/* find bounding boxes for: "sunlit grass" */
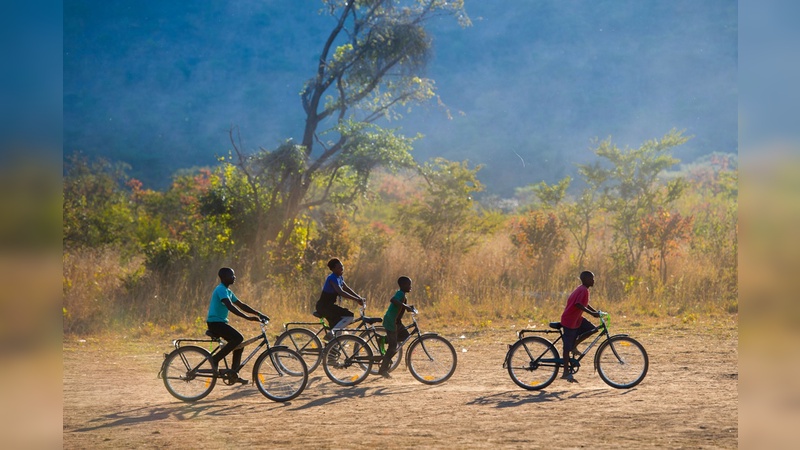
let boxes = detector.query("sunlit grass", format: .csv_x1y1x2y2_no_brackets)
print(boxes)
63,223,737,337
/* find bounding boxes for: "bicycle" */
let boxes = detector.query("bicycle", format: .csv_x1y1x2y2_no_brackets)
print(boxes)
159,318,309,402
503,311,648,390
276,306,402,375
322,307,458,386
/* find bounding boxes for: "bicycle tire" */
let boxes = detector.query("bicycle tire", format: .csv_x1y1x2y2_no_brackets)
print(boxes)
162,346,217,402
275,328,323,373
506,336,559,390
252,347,309,402
322,334,373,386
595,335,649,389
359,328,402,374
405,334,457,385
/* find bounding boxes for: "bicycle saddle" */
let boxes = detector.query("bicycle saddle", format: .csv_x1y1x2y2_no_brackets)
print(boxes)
312,311,323,319
549,322,562,330
362,317,382,324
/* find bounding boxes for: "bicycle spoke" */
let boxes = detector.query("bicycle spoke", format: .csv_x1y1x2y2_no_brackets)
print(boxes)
506,336,559,390
407,335,457,385
162,346,217,402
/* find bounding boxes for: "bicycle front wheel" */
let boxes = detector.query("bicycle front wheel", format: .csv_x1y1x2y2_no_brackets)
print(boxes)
253,347,308,402
275,328,323,373
595,336,649,389
406,335,457,385
506,336,559,390
360,328,402,375
323,334,373,386
162,346,217,402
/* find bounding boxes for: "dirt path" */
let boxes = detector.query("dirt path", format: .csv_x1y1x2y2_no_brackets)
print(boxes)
63,319,737,449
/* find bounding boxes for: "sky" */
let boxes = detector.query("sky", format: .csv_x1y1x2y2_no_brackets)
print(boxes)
63,0,738,195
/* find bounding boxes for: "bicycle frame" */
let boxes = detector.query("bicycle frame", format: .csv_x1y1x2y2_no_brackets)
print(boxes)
393,308,444,358
283,310,380,338
510,313,625,371
172,321,282,375
331,307,431,357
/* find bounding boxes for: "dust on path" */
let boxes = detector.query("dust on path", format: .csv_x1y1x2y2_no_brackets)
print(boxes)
64,320,737,449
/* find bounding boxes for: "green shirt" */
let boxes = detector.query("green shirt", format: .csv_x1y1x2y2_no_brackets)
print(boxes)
207,283,240,323
383,290,406,332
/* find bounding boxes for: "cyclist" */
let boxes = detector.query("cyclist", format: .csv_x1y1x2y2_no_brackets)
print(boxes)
315,258,366,338
560,270,601,383
377,276,414,378
206,267,269,384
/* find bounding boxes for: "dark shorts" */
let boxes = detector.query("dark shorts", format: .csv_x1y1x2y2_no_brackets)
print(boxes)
315,300,354,327
385,323,410,343
562,318,596,354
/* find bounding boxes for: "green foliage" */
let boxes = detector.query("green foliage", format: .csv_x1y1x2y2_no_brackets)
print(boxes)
591,129,691,274
639,208,694,284
531,176,570,209
509,210,567,276
397,158,501,257
63,153,136,250
143,237,190,270
232,0,473,248
305,210,354,266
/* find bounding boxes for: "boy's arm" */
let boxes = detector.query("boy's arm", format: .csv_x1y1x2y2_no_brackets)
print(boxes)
222,298,265,322
337,281,365,304
390,295,414,311
235,300,269,321
577,303,601,318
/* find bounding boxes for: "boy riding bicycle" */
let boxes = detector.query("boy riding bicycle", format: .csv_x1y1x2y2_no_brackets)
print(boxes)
378,276,414,378
560,271,601,383
315,258,366,337
206,267,269,385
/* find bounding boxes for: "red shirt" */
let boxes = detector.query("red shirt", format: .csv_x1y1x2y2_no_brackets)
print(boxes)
560,284,589,329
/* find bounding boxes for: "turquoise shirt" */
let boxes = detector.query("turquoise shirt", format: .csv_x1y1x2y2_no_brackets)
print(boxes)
382,290,406,332
207,283,240,323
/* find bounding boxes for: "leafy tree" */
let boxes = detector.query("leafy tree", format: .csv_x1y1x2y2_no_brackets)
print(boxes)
639,208,694,284
397,158,500,257
304,210,354,268
231,0,470,250
63,153,135,250
509,210,567,277
592,129,690,274
530,164,607,268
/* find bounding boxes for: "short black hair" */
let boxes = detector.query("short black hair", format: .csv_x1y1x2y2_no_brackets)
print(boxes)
218,267,234,279
579,271,594,282
397,276,412,287
327,258,342,271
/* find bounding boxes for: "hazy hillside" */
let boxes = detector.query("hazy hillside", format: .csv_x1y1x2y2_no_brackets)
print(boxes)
64,1,737,196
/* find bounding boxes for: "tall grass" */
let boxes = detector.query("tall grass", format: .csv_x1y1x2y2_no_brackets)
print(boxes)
63,222,737,336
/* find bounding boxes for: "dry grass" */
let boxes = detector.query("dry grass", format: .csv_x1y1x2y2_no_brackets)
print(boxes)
63,224,737,337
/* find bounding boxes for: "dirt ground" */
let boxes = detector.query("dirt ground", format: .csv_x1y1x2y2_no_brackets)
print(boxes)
63,318,738,449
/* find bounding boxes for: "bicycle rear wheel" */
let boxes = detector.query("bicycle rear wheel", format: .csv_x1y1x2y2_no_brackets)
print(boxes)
506,336,559,390
360,328,402,374
595,336,649,389
406,335,457,385
275,328,323,373
162,346,217,402
323,334,373,386
253,347,308,402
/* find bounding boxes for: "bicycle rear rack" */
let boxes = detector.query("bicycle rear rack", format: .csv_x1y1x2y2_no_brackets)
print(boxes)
516,328,560,339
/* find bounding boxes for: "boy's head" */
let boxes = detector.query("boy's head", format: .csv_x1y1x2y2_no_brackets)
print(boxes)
327,258,344,275
579,271,595,287
218,267,236,285
397,276,412,293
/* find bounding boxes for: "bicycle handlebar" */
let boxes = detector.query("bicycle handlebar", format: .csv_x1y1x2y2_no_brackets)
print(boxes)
359,303,418,318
